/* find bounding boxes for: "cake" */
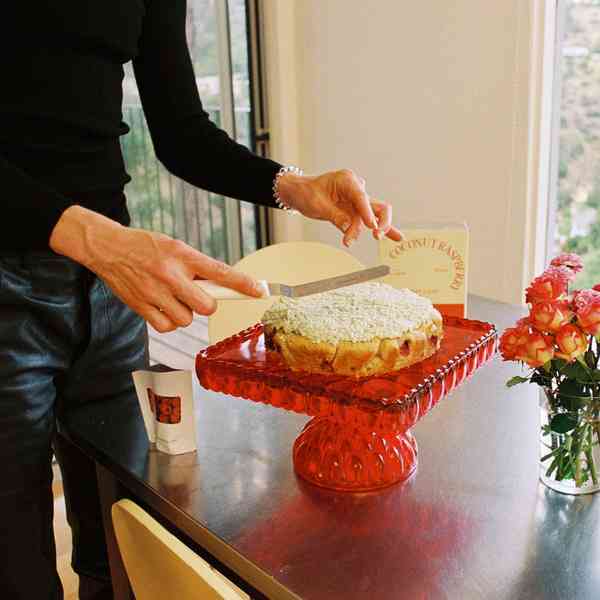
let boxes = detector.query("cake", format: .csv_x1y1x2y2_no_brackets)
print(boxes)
261,282,443,378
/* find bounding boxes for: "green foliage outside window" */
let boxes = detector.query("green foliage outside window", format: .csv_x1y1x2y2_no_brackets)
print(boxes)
556,2,600,291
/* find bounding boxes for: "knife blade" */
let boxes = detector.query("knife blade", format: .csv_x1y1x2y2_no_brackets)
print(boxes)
194,265,391,300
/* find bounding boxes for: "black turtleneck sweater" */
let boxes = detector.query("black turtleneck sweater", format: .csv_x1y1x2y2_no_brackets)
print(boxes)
1,1,282,251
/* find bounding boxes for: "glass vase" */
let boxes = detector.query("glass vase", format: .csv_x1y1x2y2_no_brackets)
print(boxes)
539,387,600,495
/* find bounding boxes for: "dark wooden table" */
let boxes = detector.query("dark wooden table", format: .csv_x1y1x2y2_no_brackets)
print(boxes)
59,296,600,599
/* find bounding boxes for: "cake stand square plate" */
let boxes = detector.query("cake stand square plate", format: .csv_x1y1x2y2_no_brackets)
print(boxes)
196,316,497,492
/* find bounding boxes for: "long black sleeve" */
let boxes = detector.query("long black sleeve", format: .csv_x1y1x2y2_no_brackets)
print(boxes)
133,0,281,209
1,156,74,248
1,1,280,251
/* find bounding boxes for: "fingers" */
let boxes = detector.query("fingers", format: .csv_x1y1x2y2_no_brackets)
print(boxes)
153,294,194,328
340,172,402,242
385,226,404,241
183,249,265,299
172,278,218,316
330,209,352,234
124,297,178,334
331,196,402,246
340,170,378,230
338,169,377,229
370,201,392,239
145,307,178,334
95,233,230,332
371,200,404,241
343,215,364,247
131,275,196,328
330,208,361,247
133,288,213,332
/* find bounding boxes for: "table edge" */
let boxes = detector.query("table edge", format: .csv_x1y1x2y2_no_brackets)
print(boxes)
58,424,303,600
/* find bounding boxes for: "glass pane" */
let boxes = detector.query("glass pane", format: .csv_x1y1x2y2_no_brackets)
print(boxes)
121,0,260,262
229,0,258,256
554,1,600,288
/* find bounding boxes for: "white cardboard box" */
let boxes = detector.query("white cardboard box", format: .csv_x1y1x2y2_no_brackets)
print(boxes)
379,221,469,318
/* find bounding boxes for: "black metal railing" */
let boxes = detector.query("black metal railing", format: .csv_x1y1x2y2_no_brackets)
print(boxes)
120,104,254,263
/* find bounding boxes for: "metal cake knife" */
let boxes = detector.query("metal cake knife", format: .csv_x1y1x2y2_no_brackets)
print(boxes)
195,265,390,300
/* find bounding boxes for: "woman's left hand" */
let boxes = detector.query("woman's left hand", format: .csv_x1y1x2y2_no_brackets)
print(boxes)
277,169,403,247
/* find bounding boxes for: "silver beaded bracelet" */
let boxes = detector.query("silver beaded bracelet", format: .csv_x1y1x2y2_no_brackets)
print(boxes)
272,165,303,214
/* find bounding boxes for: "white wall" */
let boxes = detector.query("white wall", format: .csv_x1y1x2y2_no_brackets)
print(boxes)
264,0,550,305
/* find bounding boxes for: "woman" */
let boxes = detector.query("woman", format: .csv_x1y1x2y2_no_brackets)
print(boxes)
1,3,401,599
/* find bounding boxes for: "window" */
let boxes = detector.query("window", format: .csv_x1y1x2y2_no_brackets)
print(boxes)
552,0,600,287
120,0,264,264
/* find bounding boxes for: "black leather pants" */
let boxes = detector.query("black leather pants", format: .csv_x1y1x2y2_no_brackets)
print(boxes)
0,253,148,600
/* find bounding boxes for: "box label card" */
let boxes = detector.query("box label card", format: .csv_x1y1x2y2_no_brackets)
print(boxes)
379,223,469,318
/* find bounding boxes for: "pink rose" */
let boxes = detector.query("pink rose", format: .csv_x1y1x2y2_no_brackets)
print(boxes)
550,253,583,277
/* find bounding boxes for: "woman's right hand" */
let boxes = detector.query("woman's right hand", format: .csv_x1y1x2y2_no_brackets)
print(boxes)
49,205,265,332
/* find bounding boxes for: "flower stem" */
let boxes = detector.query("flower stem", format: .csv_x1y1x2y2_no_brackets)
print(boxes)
546,453,561,478
594,422,600,448
573,425,586,486
587,426,598,485
540,449,559,463
557,436,573,481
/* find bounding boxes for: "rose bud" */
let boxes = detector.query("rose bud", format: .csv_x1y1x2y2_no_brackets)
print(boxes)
550,253,584,276
555,324,588,362
529,300,572,333
515,332,555,368
525,266,570,303
576,291,600,336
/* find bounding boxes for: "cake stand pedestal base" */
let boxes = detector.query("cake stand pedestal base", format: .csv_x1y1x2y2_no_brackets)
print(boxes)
292,416,418,492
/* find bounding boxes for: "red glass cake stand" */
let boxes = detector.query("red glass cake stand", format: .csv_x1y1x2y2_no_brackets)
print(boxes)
196,316,497,492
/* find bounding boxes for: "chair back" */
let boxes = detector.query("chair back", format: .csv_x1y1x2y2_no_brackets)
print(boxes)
111,499,249,600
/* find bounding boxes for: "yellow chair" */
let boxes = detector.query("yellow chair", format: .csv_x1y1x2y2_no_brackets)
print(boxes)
111,499,249,600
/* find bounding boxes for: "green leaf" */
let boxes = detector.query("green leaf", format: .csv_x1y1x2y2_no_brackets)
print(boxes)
550,413,578,434
557,379,589,411
531,371,549,386
506,376,529,388
552,358,568,371
585,350,596,369
561,361,590,383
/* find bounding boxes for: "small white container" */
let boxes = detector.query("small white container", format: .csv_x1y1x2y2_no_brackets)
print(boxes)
132,367,197,455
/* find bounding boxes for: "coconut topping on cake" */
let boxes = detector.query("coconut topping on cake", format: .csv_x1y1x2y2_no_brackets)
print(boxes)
261,282,441,344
